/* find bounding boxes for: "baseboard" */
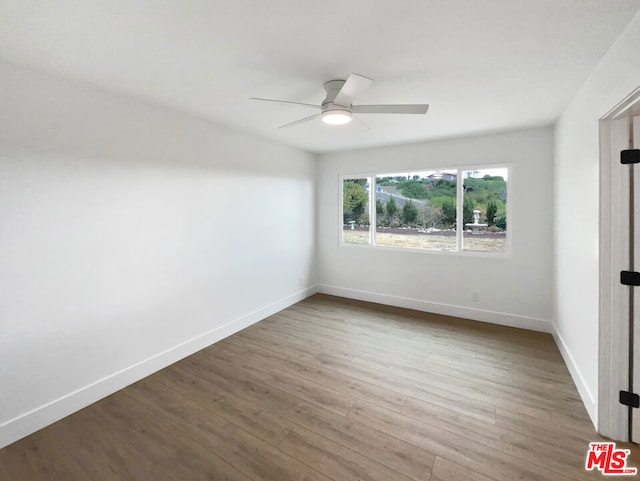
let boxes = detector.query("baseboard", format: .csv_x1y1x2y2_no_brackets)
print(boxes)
0,285,318,449
551,324,597,427
316,284,552,333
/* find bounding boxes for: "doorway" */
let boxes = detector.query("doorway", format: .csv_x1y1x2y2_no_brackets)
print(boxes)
599,87,640,442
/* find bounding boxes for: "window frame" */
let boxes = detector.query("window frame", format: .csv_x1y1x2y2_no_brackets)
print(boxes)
338,164,512,258
339,174,374,246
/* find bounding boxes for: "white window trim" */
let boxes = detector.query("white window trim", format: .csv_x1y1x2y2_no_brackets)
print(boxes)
339,164,512,258
339,174,374,247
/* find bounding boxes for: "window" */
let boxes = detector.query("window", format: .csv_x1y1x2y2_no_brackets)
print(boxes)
342,177,371,245
462,168,508,253
340,166,508,254
375,170,457,251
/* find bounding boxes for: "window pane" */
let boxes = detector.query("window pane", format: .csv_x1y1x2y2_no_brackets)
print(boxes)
462,168,507,253
342,178,371,244
375,171,457,251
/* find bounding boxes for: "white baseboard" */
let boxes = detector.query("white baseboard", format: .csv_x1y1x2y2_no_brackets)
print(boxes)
0,285,318,449
317,284,552,333
551,324,597,427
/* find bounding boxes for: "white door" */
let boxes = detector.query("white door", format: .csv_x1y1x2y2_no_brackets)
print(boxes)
632,116,640,442
599,106,640,442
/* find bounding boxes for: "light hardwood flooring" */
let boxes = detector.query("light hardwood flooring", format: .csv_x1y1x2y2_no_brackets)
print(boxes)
1,294,638,480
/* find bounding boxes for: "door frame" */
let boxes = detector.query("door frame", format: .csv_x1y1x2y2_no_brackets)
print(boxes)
599,86,640,441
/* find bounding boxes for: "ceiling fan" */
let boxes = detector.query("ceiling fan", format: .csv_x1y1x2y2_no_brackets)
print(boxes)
251,73,429,128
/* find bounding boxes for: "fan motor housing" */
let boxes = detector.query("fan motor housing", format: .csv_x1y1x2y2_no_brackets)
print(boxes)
323,79,348,108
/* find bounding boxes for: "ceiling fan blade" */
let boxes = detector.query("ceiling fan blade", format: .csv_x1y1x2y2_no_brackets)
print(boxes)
250,98,321,109
279,113,322,129
352,104,429,114
333,73,373,107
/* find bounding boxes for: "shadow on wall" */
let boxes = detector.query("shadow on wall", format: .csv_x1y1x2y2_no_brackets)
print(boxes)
0,59,315,179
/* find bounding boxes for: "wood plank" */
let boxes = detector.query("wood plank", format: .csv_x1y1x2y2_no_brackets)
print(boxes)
125,374,239,441
402,396,594,477
430,456,498,481
219,425,334,481
135,369,295,446
276,401,435,481
495,404,596,441
97,392,251,481
126,371,335,481
278,426,421,481
308,350,498,423
201,343,356,416
47,409,176,481
0,455,14,481
0,428,94,481
167,349,436,481
213,336,407,412
348,399,598,481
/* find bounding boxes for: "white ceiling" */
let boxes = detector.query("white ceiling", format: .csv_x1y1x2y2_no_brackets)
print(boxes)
1,1,639,153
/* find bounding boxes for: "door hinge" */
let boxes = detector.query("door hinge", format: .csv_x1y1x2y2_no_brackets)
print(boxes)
621,149,640,164
621,271,640,286
620,390,640,408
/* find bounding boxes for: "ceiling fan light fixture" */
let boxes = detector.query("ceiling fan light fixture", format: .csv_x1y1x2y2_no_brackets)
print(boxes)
322,109,352,125
252,73,429,129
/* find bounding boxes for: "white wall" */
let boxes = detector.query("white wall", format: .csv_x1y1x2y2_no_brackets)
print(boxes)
317,127,554,331
554,11,640,426
0,60,316,448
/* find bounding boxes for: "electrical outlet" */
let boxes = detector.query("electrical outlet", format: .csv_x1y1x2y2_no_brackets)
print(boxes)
472,292,480,302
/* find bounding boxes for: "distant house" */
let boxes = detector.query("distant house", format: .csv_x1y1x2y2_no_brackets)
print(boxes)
427,172,457,182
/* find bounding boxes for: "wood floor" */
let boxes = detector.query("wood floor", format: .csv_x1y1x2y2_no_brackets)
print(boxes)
1,294,637,481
